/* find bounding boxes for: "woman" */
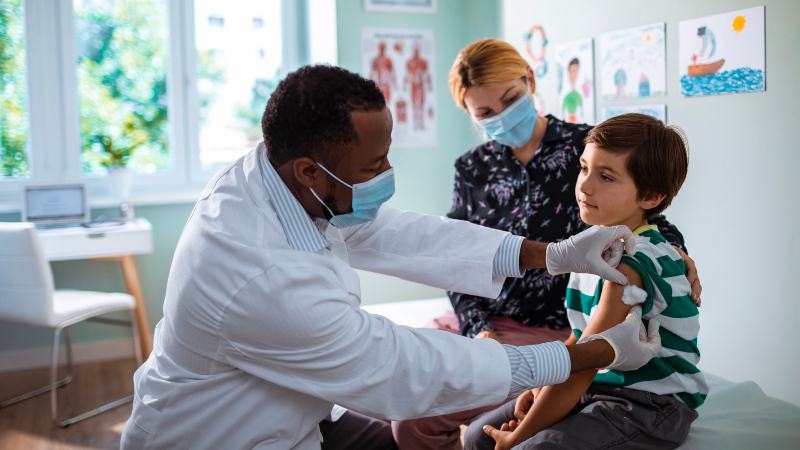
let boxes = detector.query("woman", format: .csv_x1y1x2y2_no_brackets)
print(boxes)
391,39,701,450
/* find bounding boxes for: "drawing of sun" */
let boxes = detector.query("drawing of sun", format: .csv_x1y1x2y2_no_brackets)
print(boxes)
732,15,747,33
645,34,651,42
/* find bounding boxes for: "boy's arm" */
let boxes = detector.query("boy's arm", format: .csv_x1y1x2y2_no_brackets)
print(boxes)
486,264,645,449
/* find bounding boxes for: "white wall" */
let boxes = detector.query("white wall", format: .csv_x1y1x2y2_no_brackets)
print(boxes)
502,0,800,405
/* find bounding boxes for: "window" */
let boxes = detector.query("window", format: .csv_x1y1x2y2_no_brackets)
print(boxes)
0,0,28,178
194,0,281,168
208,15,224,27
74,0,170,175
0,0,338,210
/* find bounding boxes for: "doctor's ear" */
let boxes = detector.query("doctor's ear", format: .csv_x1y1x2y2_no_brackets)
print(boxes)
293,157,322,188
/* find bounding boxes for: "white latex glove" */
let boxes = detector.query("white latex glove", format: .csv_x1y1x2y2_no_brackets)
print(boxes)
579,306,661,371
546,225,637,285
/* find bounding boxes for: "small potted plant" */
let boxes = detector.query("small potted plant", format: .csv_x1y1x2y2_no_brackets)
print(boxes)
84,120,147,199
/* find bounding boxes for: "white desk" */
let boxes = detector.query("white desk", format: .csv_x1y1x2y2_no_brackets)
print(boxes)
37,218,154,360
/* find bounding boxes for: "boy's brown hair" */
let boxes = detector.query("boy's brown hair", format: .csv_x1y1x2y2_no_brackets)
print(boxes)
585,113,689,220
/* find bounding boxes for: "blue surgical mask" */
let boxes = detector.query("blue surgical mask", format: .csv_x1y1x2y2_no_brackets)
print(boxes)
475,94,538,148
309,163,395,228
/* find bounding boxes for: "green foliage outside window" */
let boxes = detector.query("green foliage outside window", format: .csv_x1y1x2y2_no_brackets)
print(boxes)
0,0,28,177
76,0,172,173
235,69,281,142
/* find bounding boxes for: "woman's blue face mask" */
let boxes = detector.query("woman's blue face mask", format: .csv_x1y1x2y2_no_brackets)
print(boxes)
474,93,538,148
309,163,395,228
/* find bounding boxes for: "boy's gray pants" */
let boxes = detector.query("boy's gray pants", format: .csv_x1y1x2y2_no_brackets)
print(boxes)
464,384,699,450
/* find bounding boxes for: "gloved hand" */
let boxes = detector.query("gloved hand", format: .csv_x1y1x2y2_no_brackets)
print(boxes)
578,306,661,371
546,225,637,285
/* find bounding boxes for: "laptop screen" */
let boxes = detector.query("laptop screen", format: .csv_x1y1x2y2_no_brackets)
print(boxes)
25,186,86,222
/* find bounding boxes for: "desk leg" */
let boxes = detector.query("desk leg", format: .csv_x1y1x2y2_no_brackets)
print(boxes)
119,255,153,361
93,255,153,362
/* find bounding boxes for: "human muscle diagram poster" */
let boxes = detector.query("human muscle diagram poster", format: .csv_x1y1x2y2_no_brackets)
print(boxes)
362,28,437,147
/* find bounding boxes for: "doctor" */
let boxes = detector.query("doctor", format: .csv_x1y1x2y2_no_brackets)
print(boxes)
121,66,661,450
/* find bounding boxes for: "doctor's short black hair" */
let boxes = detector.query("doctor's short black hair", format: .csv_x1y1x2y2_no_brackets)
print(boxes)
262,65,387,167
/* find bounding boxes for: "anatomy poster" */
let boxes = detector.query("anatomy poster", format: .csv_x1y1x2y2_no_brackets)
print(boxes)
599,23,666,100
554,37,595,125
362,28,437,147
679,6,765,97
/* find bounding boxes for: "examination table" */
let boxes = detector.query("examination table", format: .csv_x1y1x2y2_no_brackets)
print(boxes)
362,298,800,450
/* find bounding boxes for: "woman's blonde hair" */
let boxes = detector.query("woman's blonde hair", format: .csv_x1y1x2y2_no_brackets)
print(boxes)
449,39,530,110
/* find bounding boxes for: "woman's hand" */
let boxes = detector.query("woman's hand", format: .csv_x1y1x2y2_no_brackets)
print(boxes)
674,247,702,306
475,330,502,343
483,420,522,450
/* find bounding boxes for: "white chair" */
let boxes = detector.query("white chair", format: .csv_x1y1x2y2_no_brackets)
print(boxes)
0,222,143,427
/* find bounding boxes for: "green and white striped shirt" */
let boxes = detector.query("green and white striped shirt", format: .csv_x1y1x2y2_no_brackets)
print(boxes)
565,225,708,409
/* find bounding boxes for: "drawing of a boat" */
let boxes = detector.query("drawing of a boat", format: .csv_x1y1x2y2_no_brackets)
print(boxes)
688,59,725,77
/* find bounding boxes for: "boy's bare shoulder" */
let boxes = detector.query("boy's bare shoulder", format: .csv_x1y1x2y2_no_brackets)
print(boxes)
614,262,645,291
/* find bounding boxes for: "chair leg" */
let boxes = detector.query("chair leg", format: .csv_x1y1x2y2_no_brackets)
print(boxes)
0,328,73,409
50,322,137,427
1,308,139,426
50,325,63,424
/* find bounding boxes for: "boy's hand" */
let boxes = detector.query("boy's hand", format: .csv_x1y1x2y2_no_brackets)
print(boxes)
674,247,702,306
483,421,522,450
513,389,538,421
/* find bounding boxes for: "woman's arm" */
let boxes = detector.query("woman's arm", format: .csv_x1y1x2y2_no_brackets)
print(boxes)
650,214,686,253
649,215,702,305
485,265,644,450
446,161,471,221
448,291,496,339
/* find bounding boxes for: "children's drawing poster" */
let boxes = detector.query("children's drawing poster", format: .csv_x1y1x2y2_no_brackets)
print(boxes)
361,28,437,147
599,23,666,100
555,38,595,125
601,104,666,124
679,6,765,97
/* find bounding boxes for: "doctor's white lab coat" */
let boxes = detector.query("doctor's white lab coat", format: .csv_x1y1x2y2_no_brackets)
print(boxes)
121,145,517,449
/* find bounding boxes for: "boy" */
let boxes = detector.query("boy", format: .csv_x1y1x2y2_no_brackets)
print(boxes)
465,113,708,450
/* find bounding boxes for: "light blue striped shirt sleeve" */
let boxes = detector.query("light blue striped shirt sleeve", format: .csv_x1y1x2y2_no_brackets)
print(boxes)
492,234,526,278
503,341,571,397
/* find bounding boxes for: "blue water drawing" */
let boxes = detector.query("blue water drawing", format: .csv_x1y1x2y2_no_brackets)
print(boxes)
680,67,764,97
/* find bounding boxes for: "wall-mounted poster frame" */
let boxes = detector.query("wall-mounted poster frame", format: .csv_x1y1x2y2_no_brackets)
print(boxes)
364,0,436,14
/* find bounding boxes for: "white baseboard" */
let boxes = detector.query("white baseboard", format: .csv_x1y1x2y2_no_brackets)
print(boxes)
0,338,136,373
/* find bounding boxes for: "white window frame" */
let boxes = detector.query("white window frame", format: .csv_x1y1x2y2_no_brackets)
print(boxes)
0,0,337,213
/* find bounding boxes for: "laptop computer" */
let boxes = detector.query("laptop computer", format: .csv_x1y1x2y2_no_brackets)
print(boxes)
22,184,90,226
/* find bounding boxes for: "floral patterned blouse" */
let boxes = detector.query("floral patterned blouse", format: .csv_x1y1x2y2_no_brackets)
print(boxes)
447,114,687,337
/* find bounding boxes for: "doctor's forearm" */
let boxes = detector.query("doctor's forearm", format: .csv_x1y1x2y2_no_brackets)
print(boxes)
567,340,615,373
504,340,614,396
518,239,549,270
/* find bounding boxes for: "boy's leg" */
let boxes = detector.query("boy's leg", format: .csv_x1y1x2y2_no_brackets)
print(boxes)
392,400,513,450
514,384,699,450
462,400,517,450
320,410,398,450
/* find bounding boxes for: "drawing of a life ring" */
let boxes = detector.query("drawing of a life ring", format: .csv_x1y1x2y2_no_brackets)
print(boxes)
523,25,548,78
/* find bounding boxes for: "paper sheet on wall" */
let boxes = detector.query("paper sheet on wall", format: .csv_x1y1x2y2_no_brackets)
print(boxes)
600,104,666,124
678,6,765,97
361,28,437,148
554,37,595,125
599,23,666,100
